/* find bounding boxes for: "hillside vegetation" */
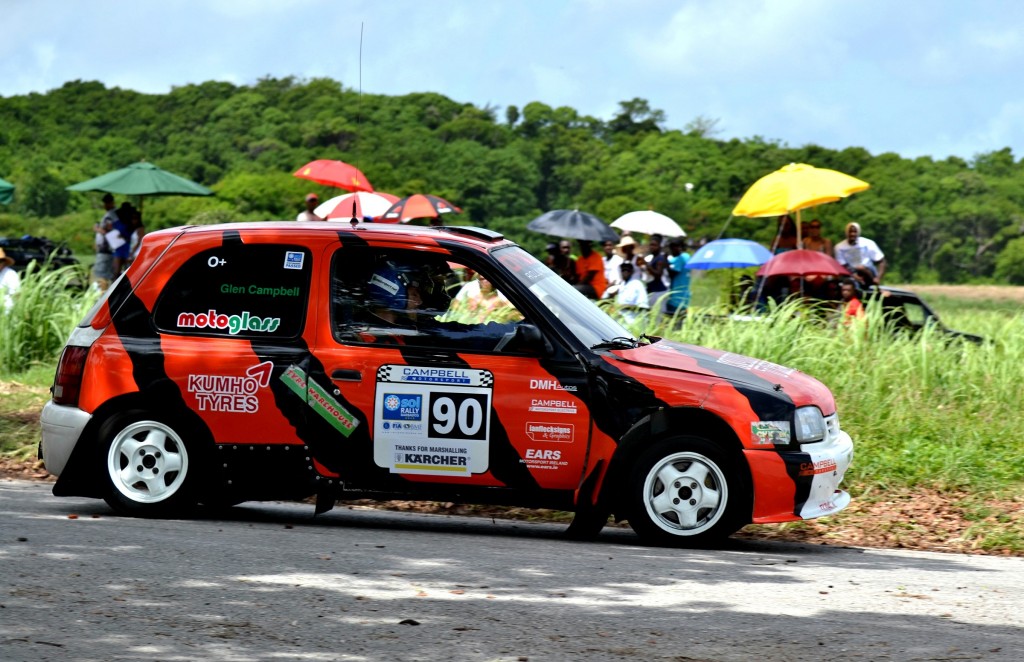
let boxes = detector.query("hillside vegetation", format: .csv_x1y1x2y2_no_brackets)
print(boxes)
2,78,1024,283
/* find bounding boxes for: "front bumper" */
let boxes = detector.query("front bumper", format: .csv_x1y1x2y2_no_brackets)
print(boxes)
746,429,854,523
39,401,91,477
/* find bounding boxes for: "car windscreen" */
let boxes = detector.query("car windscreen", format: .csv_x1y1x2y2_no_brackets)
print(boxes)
492,245,631,347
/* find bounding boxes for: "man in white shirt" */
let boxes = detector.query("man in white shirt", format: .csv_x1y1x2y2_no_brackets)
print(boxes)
834,222,886,283
296,193,323,221
614,262,649,323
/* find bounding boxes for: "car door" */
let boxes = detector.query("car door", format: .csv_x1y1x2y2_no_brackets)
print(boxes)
306,241,593,496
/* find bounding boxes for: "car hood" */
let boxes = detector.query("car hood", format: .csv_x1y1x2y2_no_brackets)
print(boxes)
609,339,837,412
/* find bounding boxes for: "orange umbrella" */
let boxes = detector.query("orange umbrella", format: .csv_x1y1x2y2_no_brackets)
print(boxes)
380,194,461,223
293,159,374,192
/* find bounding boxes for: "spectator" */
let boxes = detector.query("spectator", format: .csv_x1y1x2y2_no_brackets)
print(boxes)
665,237,691,316
602,239,623,291
641,233,670,309
802,219,833,254
0,248,20,312
840,280,865,324
296,193,323,221
772,215,798,253
834,222,886,283
111,202,135,275
544,241,577,285
614,262,649,323
574,240,607,299
127,209,146,264
92,193,118,288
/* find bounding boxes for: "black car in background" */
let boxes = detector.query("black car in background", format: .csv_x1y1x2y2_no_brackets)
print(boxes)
871,286,984,343
0,235,78,272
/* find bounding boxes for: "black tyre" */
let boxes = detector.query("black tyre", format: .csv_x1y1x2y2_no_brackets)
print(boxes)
625,436,749,546
100,413,200,516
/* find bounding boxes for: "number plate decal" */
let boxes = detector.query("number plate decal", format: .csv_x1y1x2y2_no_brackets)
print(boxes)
373,365,493,475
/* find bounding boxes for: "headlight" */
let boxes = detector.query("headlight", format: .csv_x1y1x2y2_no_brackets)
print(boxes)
794,406,826,443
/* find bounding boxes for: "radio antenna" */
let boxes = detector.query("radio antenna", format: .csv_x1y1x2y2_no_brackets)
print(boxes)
358,22,364,125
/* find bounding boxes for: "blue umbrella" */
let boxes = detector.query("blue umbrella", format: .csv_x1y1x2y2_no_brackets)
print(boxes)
686,238,773,270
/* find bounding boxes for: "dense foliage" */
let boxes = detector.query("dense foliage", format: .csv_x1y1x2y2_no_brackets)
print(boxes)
2,77,1024,282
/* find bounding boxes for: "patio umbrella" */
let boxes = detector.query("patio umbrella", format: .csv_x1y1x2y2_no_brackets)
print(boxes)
732,163,869,246
380,194,461,223
527,209,619,243
611,210,686,237
67,162,212,198
0,176,13,205
293,159,374,192
686,238,773,270
315,191,400,221
756,249,850,278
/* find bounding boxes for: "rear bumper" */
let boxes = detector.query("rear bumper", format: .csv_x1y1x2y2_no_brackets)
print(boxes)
39,401,91,477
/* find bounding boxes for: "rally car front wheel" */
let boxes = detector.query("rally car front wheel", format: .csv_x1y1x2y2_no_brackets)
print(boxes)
626,436,749,546
100,413,198,516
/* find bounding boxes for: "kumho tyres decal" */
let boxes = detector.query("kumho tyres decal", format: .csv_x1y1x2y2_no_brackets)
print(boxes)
187,361,273,413
281,364,359,437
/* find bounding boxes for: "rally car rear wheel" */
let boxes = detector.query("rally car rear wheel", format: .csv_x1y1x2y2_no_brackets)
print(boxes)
626,436,748,546
101,414,197,516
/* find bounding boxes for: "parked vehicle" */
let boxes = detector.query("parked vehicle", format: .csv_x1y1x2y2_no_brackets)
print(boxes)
39,221,853,545
870,286,983,343
0,235,79,272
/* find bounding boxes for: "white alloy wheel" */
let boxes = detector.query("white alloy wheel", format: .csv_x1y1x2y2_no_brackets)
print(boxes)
106,420,189,504
642,450,729,536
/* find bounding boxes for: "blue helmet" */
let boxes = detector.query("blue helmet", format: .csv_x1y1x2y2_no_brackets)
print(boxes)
367,265,409,310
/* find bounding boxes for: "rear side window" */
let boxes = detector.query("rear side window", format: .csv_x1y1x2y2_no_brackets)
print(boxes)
153,243,312,339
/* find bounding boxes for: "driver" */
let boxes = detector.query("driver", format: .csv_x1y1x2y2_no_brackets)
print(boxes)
363,258,517,350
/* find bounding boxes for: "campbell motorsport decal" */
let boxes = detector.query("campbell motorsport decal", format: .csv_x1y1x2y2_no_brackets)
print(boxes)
187,361,273,413
373,364,493,476
752,421,790,446
281,365,359,437
177,309,281,335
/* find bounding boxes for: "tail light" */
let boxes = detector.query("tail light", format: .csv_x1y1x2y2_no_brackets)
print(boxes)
52,346,90,407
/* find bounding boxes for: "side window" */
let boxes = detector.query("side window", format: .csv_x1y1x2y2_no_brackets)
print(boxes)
330,247,525,352
153,243,312,339
901,302,927,327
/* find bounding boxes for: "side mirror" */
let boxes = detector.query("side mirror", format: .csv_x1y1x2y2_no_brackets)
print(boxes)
512,323,552,355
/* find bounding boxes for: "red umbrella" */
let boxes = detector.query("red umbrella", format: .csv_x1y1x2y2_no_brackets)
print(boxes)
293,159,374,192
756,249,850,277
315,191,400,220
380,194,461,223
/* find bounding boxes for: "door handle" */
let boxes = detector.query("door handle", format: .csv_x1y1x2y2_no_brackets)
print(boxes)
330,369,362,382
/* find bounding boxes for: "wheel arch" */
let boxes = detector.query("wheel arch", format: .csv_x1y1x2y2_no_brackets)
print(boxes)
52,389,218,499
598,407,753,520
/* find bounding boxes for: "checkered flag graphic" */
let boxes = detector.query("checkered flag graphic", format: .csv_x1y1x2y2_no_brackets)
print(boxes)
377,365,394,382
480,371,494,387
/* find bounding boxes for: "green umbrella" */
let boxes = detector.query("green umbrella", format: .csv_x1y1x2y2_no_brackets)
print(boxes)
0,176,13,205
67,162,212,208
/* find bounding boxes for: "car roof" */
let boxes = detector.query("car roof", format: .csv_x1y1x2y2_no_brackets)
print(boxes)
149,221,513,252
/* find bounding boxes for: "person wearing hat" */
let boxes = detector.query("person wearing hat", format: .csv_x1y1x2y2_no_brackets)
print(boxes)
834,222,886,283
296,193,323,221
0,248,19,312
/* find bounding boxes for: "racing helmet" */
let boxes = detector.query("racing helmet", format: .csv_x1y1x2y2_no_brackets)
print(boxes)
367,258,452,312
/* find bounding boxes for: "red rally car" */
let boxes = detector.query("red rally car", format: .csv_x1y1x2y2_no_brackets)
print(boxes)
39,221,853,545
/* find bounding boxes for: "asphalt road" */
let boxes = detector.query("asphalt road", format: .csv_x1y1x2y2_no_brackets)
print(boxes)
2,479,1022,662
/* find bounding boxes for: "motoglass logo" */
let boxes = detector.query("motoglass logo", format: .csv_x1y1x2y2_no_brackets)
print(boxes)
177,309,281,335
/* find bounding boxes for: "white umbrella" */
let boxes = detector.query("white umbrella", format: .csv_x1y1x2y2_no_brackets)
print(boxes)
314,191,399,221
610,210,686,237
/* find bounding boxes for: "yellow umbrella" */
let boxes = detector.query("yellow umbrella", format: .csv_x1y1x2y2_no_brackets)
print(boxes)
732,162,869,246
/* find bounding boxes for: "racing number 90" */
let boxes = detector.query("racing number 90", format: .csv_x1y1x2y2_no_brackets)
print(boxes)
429,392,487,440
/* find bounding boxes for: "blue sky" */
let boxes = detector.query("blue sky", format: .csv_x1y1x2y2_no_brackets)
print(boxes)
4,0,1024,162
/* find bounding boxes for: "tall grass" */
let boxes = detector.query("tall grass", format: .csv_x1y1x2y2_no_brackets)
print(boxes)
0,261,100,375
620,298,1024,495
